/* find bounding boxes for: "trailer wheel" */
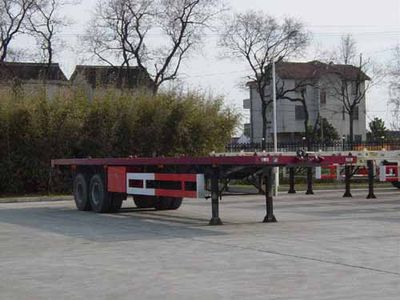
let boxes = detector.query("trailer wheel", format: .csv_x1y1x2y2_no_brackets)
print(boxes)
73,173,91,211
134,196,155,209
168,197,183,210
154,197,182,211
89,174,111,213
110,193,125,212
392,182,400,189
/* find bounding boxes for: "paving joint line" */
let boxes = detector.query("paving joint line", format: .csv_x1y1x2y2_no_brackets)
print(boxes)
190,238,400,277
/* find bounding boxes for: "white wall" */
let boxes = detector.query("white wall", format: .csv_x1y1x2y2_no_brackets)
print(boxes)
247,74,368,144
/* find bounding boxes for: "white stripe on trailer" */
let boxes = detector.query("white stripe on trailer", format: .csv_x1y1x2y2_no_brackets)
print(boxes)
126,173,155,196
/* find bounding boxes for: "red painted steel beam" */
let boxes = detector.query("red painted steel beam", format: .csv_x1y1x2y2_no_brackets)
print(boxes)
51,155,356,168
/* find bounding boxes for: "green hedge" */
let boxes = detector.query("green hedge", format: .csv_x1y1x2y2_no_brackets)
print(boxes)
0,89,239,195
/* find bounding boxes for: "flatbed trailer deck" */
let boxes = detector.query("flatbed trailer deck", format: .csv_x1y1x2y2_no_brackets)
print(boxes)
52,153,357,225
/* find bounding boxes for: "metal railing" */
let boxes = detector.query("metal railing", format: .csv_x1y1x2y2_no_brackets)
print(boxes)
226,141,400,153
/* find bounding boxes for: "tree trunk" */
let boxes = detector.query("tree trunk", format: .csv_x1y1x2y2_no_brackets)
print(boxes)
349,112,354,150
304,121,311,150
152,83,159,95
261,102,267,150
46,40,53,81
257,83,268,151
0,44,8,62
303,101,310,150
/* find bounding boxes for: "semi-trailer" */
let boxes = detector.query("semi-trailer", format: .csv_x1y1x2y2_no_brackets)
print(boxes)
52,152,357,225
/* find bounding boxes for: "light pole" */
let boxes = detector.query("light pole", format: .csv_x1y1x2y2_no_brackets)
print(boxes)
272,60,279,196
272,60,277,154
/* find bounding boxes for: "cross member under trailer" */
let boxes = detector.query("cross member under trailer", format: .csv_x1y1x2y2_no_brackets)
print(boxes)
51,153,357,225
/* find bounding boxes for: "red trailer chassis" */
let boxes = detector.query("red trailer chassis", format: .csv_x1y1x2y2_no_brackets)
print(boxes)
52,153,356,225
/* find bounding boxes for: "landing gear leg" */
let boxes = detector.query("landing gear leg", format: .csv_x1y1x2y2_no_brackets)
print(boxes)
306,168,314,195
367,160,377,199
263,167,277,223
209,168,223,226
343,166,353,198
288,167,296,194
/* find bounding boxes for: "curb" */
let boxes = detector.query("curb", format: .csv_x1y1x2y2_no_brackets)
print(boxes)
0,196,73,204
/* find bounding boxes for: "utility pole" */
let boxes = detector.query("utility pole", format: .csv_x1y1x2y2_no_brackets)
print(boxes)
272,61,278,154
272,60,279,196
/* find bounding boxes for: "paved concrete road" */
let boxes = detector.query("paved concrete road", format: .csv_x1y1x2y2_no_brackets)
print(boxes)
1,189,400,300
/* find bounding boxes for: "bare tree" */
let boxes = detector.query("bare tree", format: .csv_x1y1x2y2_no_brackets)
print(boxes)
25,0,74,78
0,0,35,62
86,0,224,93
313,34,357,65
333,58,373,146
86,0,154,89
6,47,25,61
86,0,151,68
219,10,309,149
327,35,377,146
389,45,400,130
339,34,357,65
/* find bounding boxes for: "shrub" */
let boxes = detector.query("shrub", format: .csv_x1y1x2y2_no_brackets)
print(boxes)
0,88,239,195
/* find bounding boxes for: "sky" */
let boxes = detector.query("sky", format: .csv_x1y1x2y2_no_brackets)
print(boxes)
18,0,400,130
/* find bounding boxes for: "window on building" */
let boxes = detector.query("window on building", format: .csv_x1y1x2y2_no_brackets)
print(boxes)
320,89,327,105
352,106,359,120
295,105,306,120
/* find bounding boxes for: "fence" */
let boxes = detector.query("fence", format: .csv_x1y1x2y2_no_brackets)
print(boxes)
226,141,400,153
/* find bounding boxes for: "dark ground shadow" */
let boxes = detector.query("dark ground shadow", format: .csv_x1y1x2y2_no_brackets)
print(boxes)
0,204,226,242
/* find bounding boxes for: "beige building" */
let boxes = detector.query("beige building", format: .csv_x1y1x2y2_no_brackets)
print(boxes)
0,62,154,101
245,61,370,144
0,62,69,100
70,65,154,100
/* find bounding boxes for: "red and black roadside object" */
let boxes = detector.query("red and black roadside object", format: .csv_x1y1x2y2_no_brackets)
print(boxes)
51,153,357,225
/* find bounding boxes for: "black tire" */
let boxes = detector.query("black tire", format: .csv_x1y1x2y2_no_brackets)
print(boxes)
89,174,111,213
154,197,183,211
134,196,156,209
154,197,172,210
168,197,183,210
73,173,91,211
110,193,125,212
392,182,400,189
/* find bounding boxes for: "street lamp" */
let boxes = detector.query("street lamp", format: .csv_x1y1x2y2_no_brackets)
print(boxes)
381,136,385,150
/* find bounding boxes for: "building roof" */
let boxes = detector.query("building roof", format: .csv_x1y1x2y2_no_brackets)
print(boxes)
70,65,153,89
0,62,68,82
247,61,370,86
276,61,371,81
